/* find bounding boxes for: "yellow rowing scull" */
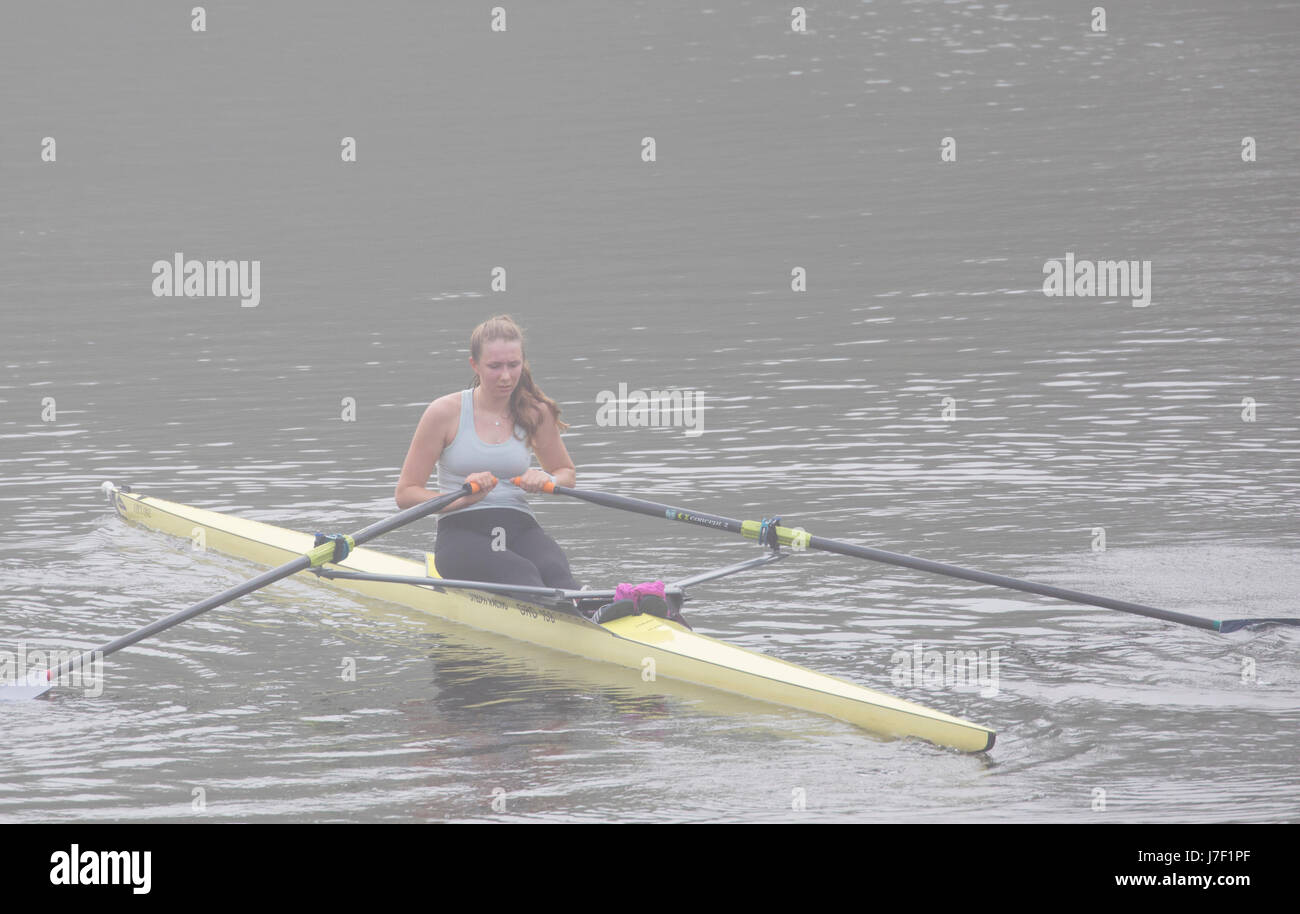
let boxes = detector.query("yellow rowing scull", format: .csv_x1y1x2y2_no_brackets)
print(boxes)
108,484,995,752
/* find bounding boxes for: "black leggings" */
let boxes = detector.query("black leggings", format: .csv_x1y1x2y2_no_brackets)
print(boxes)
434,508,578,590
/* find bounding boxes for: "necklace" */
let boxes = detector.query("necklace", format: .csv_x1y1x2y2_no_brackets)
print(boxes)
477,390,510,427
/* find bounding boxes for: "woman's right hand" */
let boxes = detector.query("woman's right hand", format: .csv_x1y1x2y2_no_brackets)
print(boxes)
462,471,498,505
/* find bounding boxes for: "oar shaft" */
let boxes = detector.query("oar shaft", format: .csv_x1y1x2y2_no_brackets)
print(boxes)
546,485,747,536
346,487,473,547
802,535,1221,632
48,484,474,683
540,484,1225,632
49,557,311,680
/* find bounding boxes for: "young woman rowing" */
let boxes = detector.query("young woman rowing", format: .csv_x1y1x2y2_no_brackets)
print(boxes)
394,315,579,590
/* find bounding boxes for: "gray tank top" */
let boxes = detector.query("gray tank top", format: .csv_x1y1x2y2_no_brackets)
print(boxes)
436,389,534,517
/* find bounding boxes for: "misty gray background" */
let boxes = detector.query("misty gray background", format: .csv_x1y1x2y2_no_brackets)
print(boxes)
2,1,1297,821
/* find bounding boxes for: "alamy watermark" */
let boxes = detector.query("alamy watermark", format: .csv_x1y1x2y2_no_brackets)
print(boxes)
0,641,103,697
596,382,705,437
1042,253,1152,307
890,641,1000,697
49,844,150,894
151,252,261,308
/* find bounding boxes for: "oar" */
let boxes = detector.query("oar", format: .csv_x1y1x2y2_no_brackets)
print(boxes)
0,483,478,701
525,481,1300,634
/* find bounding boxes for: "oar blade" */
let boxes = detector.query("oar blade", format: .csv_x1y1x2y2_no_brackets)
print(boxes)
1217,617,1300,634
0,681,54,701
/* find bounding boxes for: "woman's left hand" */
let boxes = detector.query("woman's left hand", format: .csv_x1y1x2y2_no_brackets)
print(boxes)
514,468,555,493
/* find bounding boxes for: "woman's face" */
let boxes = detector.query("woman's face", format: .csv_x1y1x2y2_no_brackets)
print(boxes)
471,339,524,395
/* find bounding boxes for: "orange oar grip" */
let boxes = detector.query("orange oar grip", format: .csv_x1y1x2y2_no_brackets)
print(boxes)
510,476,555,493
466,474,500,495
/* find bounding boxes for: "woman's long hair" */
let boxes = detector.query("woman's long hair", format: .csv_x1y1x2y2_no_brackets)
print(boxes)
468,315,568,449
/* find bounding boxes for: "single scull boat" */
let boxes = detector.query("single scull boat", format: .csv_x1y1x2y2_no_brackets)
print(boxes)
101,483,995,752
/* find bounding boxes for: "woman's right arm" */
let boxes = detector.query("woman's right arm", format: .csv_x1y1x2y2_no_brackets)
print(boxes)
395,397,494,511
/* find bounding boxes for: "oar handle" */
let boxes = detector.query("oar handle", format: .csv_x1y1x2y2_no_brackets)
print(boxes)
515,478,557,493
